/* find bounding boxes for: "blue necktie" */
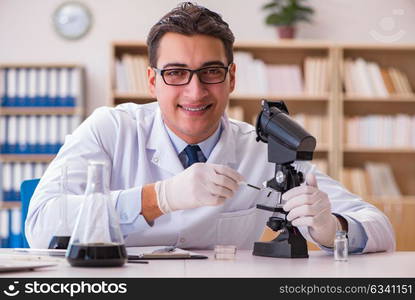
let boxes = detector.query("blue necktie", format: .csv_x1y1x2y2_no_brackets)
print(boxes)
184,145,201,168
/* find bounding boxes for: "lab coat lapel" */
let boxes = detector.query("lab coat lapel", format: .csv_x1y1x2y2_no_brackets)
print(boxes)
146,107,184,175
207,115,237,166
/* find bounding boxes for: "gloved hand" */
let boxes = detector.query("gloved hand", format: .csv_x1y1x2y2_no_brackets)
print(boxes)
282,173,339,247
155,163,244,214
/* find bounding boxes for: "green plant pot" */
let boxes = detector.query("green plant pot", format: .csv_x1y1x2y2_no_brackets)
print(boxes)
277,26,296,39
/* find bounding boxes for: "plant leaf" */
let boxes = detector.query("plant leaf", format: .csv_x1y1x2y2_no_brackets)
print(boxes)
263,0,314,26
262,2,279,10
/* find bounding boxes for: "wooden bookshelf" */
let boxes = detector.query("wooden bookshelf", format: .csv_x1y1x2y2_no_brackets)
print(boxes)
230,94,329,101
0,201,21,210
110,41,415,250
0,154,55,163
0,63,82,69
339,44,415,198
344,95,415,102
0,107,83,116
112,92,154,105
343,147,415,153
367,195,415,202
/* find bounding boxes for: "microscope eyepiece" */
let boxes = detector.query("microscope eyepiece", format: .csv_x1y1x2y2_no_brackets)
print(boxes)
255,99,316,164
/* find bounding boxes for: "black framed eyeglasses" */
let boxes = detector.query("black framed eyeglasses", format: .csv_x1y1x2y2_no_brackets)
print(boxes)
153,64,232,86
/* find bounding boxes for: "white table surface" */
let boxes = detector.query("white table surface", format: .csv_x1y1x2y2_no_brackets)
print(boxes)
0,249,414,278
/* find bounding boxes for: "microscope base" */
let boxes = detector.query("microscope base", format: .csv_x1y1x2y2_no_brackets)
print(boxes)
252,232,309,258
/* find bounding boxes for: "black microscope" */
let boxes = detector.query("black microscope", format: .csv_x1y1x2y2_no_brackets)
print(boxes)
252,100,316,258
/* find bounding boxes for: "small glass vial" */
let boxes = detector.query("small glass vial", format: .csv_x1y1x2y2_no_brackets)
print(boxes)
334,230,348,261
214,245,237,260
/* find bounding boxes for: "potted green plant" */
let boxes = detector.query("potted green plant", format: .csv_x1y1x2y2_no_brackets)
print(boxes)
262,0,314,39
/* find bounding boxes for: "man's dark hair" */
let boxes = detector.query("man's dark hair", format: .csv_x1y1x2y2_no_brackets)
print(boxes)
146,2,235,67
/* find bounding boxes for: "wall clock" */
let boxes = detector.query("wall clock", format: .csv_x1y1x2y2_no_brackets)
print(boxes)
53,1,93,40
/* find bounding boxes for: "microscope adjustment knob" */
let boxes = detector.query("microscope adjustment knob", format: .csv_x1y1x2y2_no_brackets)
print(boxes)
275,170,285,184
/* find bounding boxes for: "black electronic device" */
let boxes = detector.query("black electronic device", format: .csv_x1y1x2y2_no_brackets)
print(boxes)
48,236,70,250
252,100,316,258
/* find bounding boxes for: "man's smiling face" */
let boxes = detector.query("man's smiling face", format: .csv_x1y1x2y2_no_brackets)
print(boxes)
148,32,235,144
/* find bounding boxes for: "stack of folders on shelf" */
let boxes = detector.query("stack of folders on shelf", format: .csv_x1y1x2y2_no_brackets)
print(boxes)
341,162,401,197
343,58,413,97
1,162,48,202
0,115,81,154
0,67,82,107
0,207,22,248
0,162,48,248
303,56,329,96
365,162,401,197
344,115,415,148
232,51,328,96
341,167,370,197
115,54,149,94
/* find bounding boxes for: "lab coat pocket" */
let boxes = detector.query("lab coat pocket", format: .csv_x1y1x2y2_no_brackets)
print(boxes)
216,206,268,249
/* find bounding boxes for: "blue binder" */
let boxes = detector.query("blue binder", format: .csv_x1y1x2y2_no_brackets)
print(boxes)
0,209,10,247
9,208,22,248
1,68,8,106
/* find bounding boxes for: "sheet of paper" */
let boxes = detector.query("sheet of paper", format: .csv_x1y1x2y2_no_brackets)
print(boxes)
0,260,57,273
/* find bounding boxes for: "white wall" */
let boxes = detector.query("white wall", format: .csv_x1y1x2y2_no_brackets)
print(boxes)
1,0,414,114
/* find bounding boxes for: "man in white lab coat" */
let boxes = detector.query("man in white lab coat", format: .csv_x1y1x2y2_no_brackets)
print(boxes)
26,2,395,253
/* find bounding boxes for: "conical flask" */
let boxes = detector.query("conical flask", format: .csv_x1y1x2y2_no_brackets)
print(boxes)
48,164,71,249
66,160,127,267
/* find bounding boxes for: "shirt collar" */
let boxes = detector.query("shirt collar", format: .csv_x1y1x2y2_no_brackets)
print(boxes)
164,122,222,160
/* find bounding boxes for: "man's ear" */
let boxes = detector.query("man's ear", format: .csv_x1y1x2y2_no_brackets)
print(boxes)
147,66,156,97
229,63,236,93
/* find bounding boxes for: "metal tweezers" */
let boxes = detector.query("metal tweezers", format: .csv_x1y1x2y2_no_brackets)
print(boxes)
152,246,176,253
127,246,176,263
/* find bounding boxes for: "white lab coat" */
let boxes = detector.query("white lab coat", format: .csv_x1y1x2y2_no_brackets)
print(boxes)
26,102,395,252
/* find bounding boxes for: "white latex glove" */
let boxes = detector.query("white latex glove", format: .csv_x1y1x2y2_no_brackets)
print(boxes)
155,163,244,214
282,173,339,247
